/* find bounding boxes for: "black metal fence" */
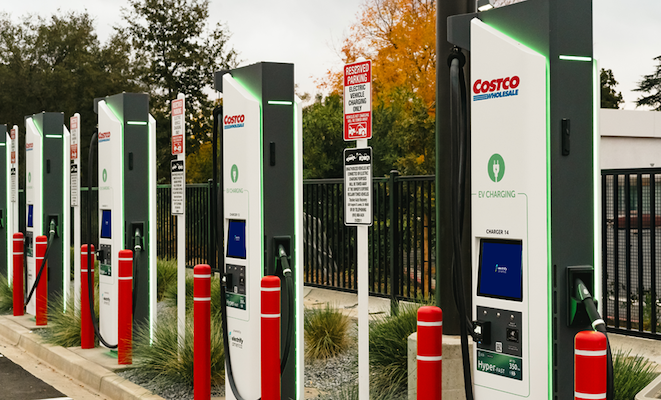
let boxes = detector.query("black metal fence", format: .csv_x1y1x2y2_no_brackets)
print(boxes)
62,173,435,302
603,169,661,338
303,172,436,301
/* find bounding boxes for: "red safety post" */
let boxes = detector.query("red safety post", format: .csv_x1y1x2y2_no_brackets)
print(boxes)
118,250,133,364
417,306,443,400
35,235,48,326
194,264,211,400
81,244,95,349
12,233,24,316
575,330,607,400
261,275,281,400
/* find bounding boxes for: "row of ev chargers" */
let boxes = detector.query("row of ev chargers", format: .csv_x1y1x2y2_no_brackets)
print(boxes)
445,0,608,399
0,94,156,349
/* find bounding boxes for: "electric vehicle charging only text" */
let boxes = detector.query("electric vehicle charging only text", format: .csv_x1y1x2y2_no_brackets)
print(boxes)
92,93,157,348
24,112,70,315
445,0,611,399
215,62,304,400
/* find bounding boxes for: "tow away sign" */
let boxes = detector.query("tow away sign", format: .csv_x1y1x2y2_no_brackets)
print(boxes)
344,147,372,226
344,60,372,141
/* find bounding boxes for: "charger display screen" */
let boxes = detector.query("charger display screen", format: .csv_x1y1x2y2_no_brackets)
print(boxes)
477,239,523,301
100,210,112,238
227,220,246,259
27,205,33,228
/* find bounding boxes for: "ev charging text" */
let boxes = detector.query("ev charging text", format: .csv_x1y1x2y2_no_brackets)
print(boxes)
472,76,520,101
224,114,245,130
478,190,516,198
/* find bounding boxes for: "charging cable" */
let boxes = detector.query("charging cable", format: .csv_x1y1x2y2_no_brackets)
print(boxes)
24,219,57,308
87,131,117,349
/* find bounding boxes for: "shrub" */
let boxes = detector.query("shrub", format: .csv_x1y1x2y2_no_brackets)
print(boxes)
129,311,225,386
369,303,420,397
304,304,352,360
613,348,659,400
162,272,222,316
156,258,178,301
0,274,13,314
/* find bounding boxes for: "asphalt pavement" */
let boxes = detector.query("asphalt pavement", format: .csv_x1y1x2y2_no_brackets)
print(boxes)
0,352,68,400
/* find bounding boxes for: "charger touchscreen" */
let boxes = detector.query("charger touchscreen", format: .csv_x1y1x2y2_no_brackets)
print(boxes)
477,239,523,301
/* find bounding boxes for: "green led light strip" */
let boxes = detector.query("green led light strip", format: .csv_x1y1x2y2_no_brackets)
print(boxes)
127,121,148,126
559,55,592,62
267,100,293,105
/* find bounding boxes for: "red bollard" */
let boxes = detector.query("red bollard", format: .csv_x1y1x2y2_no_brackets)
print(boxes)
194,264,211,400
12,233,24,316
35,236,48,326
118,250,133,364
417,306,443,400
261,275,281,400
575,331,607,400
81,244,95,349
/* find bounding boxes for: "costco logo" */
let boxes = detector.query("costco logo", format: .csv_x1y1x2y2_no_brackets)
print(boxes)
472,76,520,101
98,131,111,143
26,143,33,151
224,114,245,130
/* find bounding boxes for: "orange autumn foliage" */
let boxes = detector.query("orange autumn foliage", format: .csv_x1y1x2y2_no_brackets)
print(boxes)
320,0,436,113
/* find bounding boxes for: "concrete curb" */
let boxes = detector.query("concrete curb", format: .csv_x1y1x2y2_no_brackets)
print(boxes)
0,315,165,400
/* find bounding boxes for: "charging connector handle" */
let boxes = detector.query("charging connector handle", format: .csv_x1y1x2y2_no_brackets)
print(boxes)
277,244,295,374
574,278,613,400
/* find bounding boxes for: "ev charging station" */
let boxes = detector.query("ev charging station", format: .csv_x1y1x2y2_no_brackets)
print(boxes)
215,62,304,400
0,124,8,280
6,124,19,282
447,0,598,398
6,125,19,282
94,93,157,346
24,112,70,314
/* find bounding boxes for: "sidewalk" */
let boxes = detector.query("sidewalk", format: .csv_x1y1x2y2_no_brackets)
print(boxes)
3,287,656,400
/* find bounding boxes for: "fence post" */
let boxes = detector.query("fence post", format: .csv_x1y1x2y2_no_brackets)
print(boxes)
118,250,133,365
574,331,607,400
389,170,400,315
81,244,95,349
194,264,211,400
13,233,24,316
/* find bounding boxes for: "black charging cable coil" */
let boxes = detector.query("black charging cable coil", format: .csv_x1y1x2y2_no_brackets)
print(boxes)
24,219,57,309
87,131,117,349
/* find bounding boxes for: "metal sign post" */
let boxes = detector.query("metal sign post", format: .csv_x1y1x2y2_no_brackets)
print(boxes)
70,114,81,310
171,93,186,350
344,58,373,400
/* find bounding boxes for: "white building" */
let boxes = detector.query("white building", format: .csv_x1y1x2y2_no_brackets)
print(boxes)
600,109,661,170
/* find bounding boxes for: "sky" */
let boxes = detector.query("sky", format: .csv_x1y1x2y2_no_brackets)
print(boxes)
1,0,660,110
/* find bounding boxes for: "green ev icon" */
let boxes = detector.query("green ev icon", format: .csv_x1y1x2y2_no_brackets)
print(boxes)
231,164,239,183
28,172,31,183
488,154,505,183
102,169,108,182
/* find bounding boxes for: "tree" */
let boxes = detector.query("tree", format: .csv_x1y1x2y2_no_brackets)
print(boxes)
309,0,437,178
119,0,239,182
0,11,143,187
600,68,623,109
320,0,436,111
303,88,434,179
635,55,661,111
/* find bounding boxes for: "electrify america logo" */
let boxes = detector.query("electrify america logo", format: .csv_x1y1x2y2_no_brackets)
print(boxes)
98,132,111,143
473,76,520,101
224,114,245,130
